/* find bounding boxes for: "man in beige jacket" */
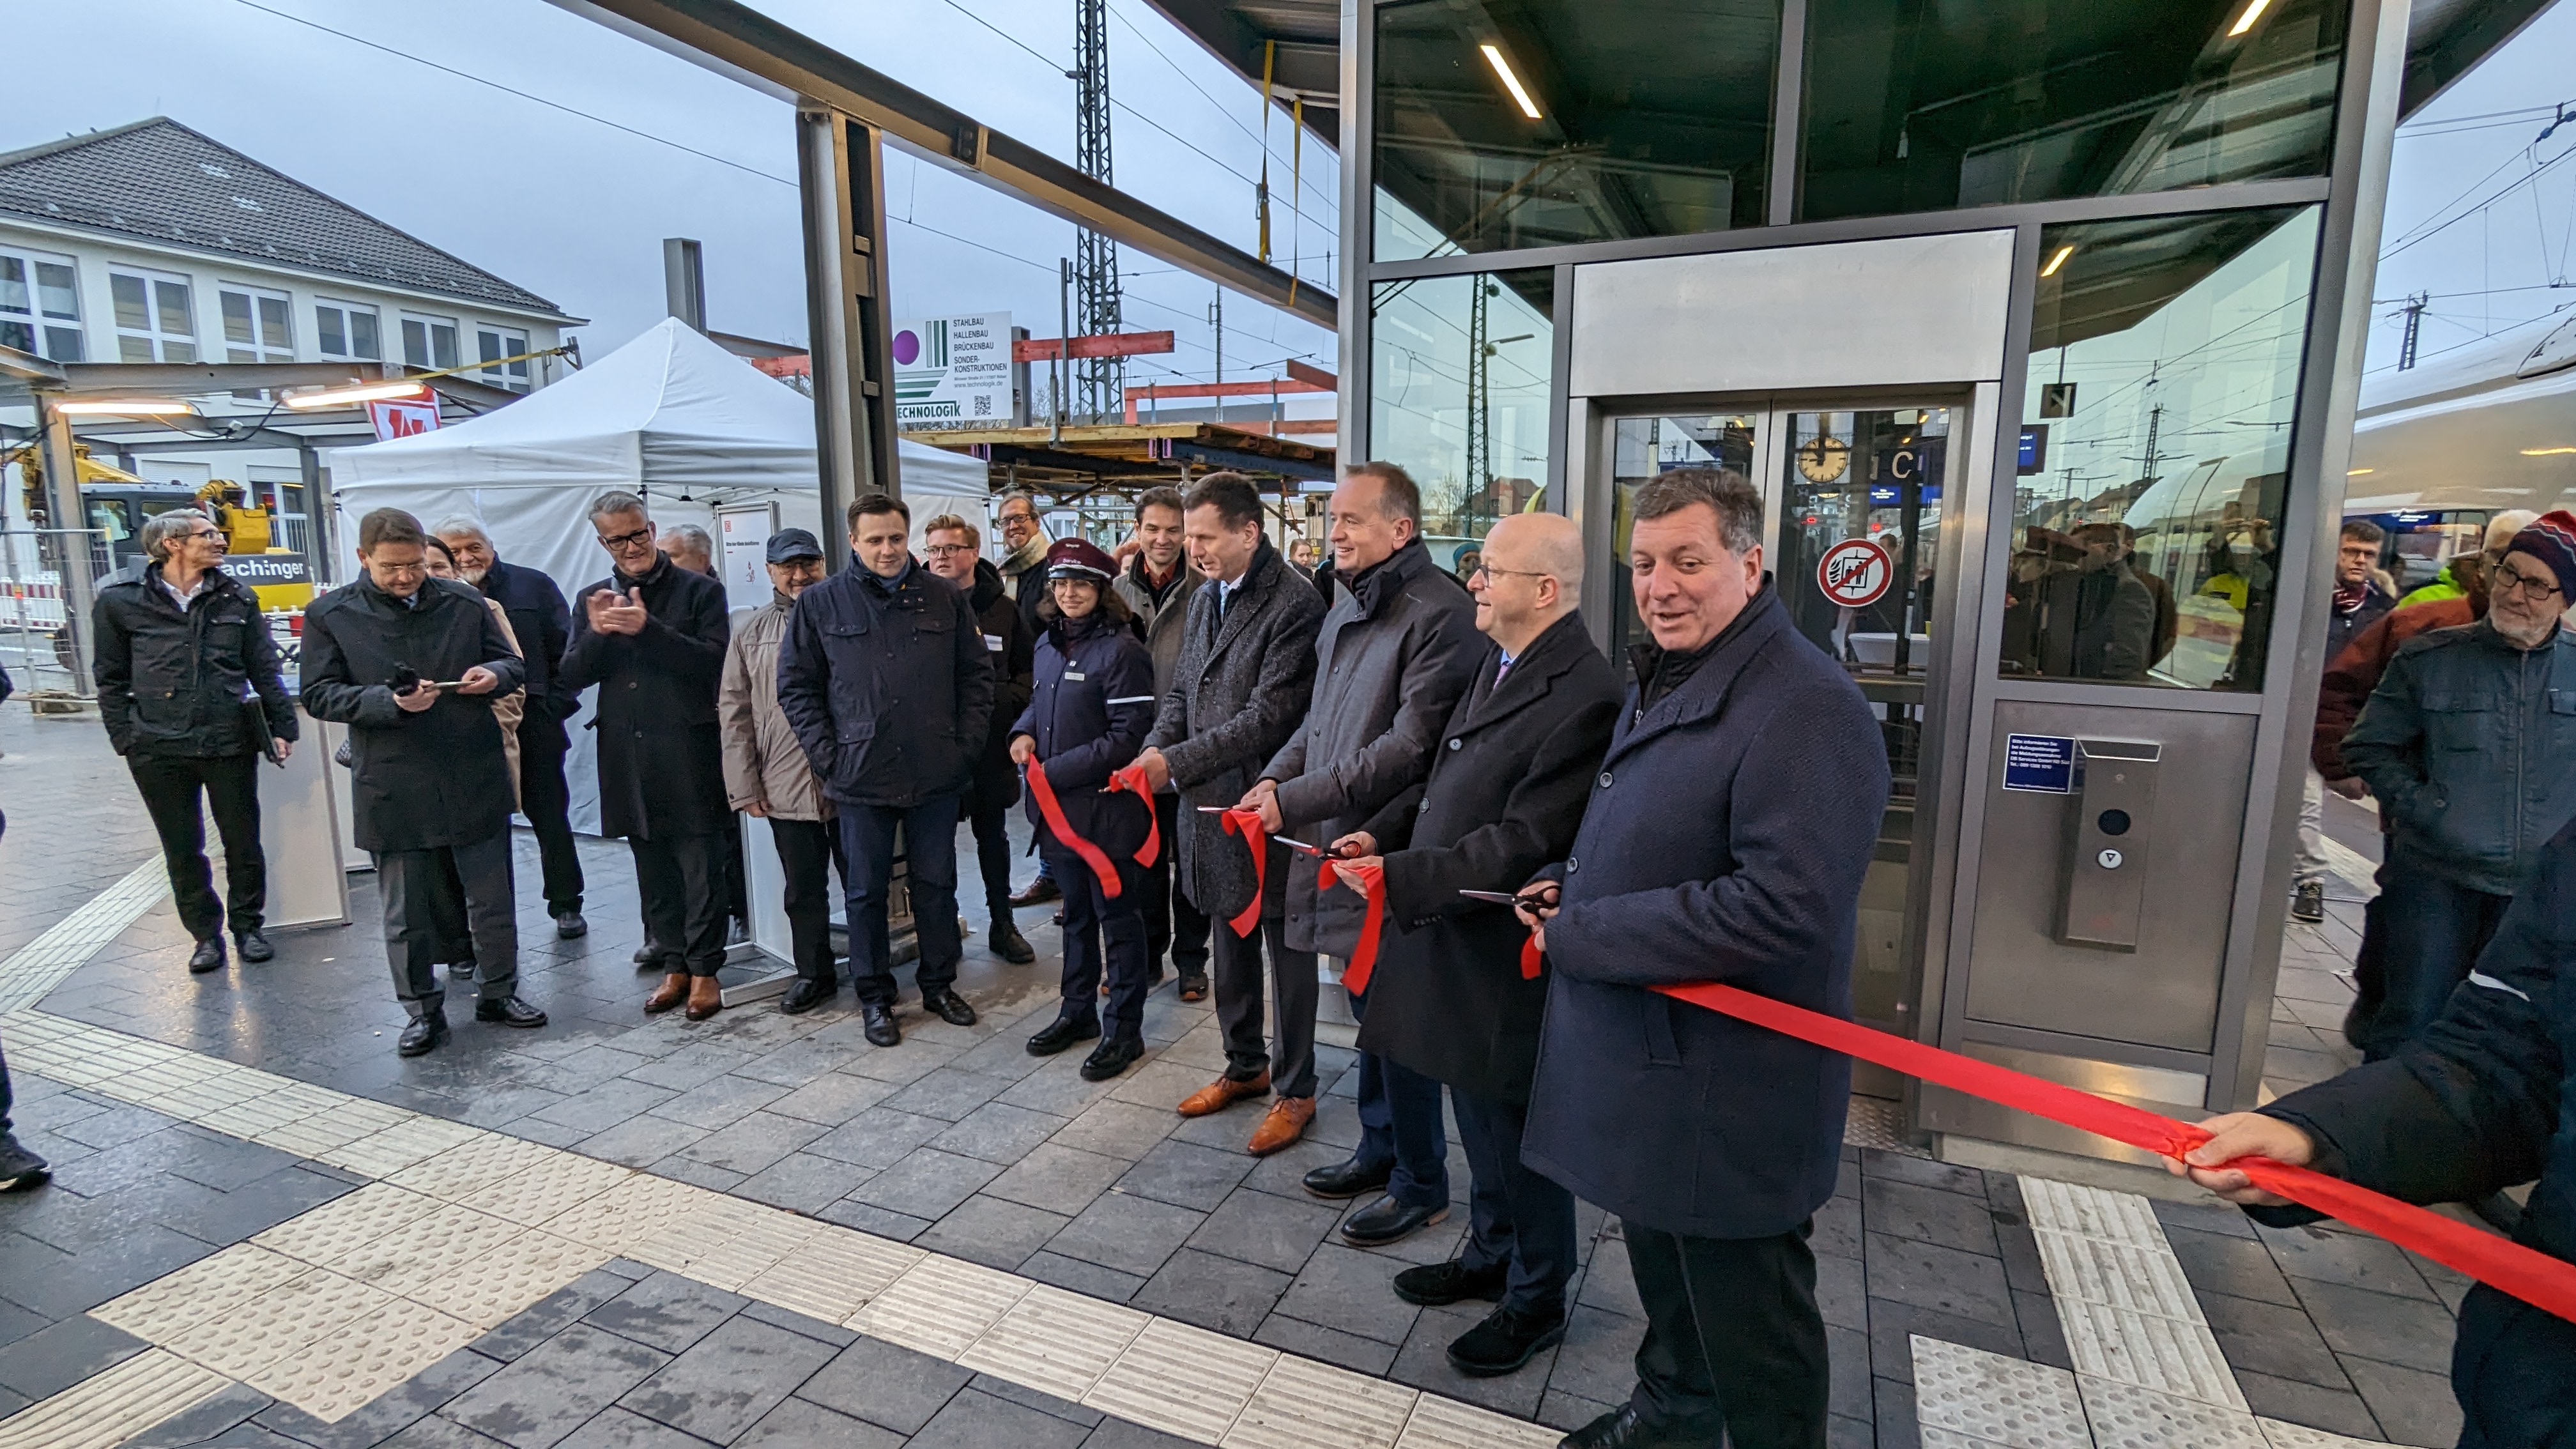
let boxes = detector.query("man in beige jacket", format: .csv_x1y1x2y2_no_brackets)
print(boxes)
719,528,841,1014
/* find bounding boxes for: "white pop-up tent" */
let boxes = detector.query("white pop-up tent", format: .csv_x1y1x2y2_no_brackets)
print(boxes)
331,316,992,836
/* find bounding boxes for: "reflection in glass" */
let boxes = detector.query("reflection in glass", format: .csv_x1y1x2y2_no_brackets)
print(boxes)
1368,269,1555,576
1800,0,2347,222
1372,0,1779,261
1607,414,1759,661
2003,206,2322,691
1779,409,1948,681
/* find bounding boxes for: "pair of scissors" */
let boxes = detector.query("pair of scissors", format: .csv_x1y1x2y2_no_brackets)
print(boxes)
1459,888,1559,912
1193,809,1337,857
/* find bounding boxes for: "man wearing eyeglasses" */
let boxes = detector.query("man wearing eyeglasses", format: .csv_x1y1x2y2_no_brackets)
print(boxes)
562,491,735,1022
2342,510,2576,1064
94,507,298,976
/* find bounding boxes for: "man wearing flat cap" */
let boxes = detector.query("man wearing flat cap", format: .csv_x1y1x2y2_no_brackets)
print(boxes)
721,528,845,1015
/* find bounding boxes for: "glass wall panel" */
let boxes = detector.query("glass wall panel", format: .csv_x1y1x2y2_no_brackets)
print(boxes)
1368,268,1555,574
1800,0,2347,222
1372,0,1779,261
2001,205,2322,691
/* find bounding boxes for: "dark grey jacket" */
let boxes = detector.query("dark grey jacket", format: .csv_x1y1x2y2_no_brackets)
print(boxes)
1262,538,1482,956
1113,556,1206,700
562,554,732,841
1145,537,1325,925
2342,618,2576,896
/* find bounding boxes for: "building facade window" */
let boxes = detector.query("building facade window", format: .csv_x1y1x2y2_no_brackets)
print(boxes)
316,300,381,361
478,326,531,391
1798,0,2348,222
1371,0,1780,261
110,267,197,363
219,286,294,364
1998,204,2324,692
401,312,459,371
1367,268,1555,578
0,248,83,361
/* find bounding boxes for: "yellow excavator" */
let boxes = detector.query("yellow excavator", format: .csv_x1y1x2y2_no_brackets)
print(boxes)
9,442,313,610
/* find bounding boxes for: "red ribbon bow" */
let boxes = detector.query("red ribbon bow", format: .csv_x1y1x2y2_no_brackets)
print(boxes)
1023,759,1130,900
1218,809,1269,937
1101,763,1162,870
1657,978,2576,1326
1318,858,1387,995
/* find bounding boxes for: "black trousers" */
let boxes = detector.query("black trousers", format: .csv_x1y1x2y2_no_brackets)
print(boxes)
1453,1088,1577,1319
721,815,749,924
2370,848,2512,1061
631,832,729,977
770,816,845,986
1046,843,1151,1041
1623,1220,1828,1449
840,791,964,1007
518,721,584,915
128,751,264,941
376,831,518,1018
1210,912,1317,1098
0,1035,18,1143
967,793,1016,923
1347,981,1449,1208
1141,792,1210,977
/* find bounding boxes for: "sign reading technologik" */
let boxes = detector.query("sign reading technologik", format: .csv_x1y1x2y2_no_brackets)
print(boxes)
893,313,1012,430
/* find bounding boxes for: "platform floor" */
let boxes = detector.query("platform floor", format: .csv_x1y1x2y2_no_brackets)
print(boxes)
0,704,2471,1448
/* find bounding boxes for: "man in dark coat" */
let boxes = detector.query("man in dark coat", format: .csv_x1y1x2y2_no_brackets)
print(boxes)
434,519,586,939
1520,469,1889,1449
924,512,1036,965
1135,473,1325,1154
1113,486,1211,997
301,508,541,1056
776,493,995,1046
2177,815,2576,1448
94,507,298,974
1254,462,1481,1222
1332,512,1619,1379
560,491,733,1022
2289,518,2398,923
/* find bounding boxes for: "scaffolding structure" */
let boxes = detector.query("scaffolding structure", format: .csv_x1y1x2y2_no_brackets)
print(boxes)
1071,0,1124,424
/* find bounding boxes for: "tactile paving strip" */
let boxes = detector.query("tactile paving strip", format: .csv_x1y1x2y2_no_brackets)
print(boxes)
1225,1354,1420,1449
0,857,168,1014
541,1172,725,1250
1910,1336,2092,1449
850,1254,1034,1360
2078,1376,2267,1449
474,1153,634,1227
0,1347,230,1449
92,1244,310,1342
957,1284,1151,1403
738,1228,924,1324
2020,1176,2247,1412
355,1204,530,1296
656,1205,829,1292
1395,1395,1567,1449
2054,1291,2246,1409
161,1268,396,1380
385,1133,565,1202
241,1294,482,1423
2032,1229,2206,1324
397,1228,608,1329
318,1116,482,1178
250,1182,446,1269
1085,1317,1278,1445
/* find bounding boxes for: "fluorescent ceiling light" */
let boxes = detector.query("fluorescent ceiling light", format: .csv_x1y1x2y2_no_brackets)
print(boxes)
284,379,431,410
2228,0,2274,37
1480,44,1542,119
2522,446,2576,456
2041,245,2075,277
54,398,197,417
2346,468,2375,475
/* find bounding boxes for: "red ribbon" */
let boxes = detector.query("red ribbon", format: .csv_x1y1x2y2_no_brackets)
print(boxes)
1023,760,1126,900
1657,978,2576,1326
1319,858,1386,995
1101,763,1161,869
1521,933,1543,981
1218,809,1268,937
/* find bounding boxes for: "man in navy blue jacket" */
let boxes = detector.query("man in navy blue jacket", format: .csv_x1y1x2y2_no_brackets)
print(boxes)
1521,469,1889,1449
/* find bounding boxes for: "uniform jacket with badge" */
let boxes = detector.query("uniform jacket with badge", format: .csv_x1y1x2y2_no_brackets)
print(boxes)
1144,536,1324,924
967,558,1035,813
1261,537,1482,957
1350,611,1620,1104
776,557,994,809
1013,610,1158,861
1522,586,1889,1239
719,593,830,823
561,553,731,840
298,575,524,854
94,561,297,759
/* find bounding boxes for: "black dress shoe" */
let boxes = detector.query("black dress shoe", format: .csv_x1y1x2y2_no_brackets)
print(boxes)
861,1002,901,1047
233,929,274,963
1008,877,1061,908
474,996,548,1028
0,1136,49,1192
555,911,588,940
1393,1258,1508,1307
1027,1014,1101,1056
990,923,1036,964
187,937,227,974
921,988,978,1027
397,1014,450,1057
1302,1156,1393,1200
1446,1304,1565,1377
1340,1193,1448,1247
448,958,479,980
632,944,659,967
1079,1038,1144,1081
1559,1403,1723,1449
779,979,837,1016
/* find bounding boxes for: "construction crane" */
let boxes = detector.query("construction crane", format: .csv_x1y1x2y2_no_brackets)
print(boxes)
1071,0,1123,424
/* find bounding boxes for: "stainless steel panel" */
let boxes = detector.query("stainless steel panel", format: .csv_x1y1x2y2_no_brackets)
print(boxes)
2060,739,2161,951
1963,701,2253,1053
257,706,349,929
1567,232,2016,397
1920,1042,2206,1167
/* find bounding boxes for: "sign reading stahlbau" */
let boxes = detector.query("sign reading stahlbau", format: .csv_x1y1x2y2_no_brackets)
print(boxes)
894,313,1012,429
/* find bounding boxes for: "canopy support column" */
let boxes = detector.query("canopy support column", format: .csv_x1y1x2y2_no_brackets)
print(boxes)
798,106,899,565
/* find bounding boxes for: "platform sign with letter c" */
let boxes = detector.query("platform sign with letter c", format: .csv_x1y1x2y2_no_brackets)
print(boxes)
1817,537,1893,609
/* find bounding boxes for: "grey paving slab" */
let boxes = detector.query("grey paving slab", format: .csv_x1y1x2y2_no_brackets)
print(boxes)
1863,1176,2000,1257
1113,1138,1254,1213
1046,1099,1179,1162
0,1218,210,1317
617,1314,841,1443
881,1065,1020,1123
971,1372,1105,1427
581,1273,751,1356
0,1312,146,1400
1184,1182,1344,1275
2259,1221,2444,1303
805,1107,950,1170
549,1405,706,1448
621,1043,758,1094
1270,1241,1419,1346
929,1101,1069,1165
644,1073,789,1131
574,1113,710,1170
1046,1193,1206,1280
1081,1418,1202,1449
904,1386,1091,1449
1017,1250,1147,1303
848,1147,1004,1221
1130,1245,1292,1336
1545,1303,1646,1413
733,1150,877,1213
983,1142,1134,1215
2200,1287,2354,1389
915,1193,1073,1272
252,1346,505,1449
1862,1297,2024,1384
475,1272,641,1363
440,1322,672,1449
1862,1231,2015,1330
1390,1300,1551,1418
645,1155,745,1193
2345,1354,2464,1448
795,1335,975,1436
816,1198,934,1241
733,1395,904,1448
2237,1368,2386,1441
762,1070,900,1127
663,1109,827,1176
1253,1308,1400,1376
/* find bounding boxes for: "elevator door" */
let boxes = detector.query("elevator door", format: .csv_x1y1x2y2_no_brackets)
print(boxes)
1604,405,1954,1048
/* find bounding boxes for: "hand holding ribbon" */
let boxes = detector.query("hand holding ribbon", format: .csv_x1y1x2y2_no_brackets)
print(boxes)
1217,809,1269,937
1319,857,1387,995
1023,759,1126,900
1101,763,1162,869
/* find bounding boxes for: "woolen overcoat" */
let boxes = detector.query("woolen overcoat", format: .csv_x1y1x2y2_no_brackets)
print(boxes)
561,553,732,840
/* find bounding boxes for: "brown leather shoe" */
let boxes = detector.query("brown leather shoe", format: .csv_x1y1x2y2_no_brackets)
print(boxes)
1246,1096,1315,1156
644,972,689,1015
1177,1071,1271,1118
684,975,723,1022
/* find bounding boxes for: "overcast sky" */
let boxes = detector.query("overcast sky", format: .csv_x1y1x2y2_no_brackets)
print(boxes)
7,0,2569,387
